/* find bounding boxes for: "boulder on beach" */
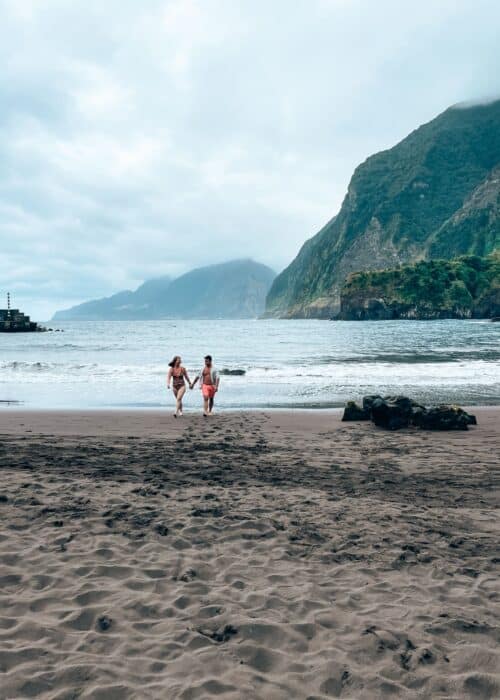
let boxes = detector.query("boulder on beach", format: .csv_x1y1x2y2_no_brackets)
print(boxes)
341,401,370,421
342,395,477,431
411,405,477,431
362,395,383,412
370,396,425,431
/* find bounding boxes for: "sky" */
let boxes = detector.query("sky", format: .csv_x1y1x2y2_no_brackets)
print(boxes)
1,0,499,319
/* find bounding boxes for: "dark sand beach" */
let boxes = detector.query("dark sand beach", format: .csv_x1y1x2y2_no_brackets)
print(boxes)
0,409,499,699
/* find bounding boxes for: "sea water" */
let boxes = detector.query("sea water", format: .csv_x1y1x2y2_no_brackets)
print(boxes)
0,319,499,409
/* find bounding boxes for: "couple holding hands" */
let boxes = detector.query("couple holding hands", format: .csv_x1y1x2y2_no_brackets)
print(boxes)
167,354,220,417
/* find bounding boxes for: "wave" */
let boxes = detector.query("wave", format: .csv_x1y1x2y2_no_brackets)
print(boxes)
316,351,500,364
2,357,499,376
0,361,167,380
1,361,99,373
2,361,53,371
1,343,118,352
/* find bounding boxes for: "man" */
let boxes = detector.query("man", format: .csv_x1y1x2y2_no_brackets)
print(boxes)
190,355,220,416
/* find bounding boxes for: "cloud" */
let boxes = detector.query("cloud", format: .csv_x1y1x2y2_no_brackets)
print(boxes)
0,0,499,318
453,95,500,109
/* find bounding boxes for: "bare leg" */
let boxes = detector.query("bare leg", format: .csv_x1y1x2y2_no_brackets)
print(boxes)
177,385,186,415
203,396,209,416
208,396,214,414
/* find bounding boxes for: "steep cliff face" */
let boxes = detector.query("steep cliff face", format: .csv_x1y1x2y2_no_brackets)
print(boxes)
338,254,500,320
429,165,500,258
265,100,500,318
54,260,275,320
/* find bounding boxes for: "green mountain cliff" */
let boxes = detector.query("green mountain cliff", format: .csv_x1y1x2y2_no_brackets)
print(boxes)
265,99,500,318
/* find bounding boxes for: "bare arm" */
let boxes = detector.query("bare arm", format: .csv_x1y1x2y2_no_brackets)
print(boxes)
191,374,199,389
167,368,172,388
183,367,192,385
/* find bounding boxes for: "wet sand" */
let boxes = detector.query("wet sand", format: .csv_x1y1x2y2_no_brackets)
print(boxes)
0,408,499,699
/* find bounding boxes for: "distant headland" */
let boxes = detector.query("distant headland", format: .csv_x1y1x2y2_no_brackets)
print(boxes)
52,259,275,321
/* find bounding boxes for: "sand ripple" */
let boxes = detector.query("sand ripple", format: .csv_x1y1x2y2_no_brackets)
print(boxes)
0,410,499,698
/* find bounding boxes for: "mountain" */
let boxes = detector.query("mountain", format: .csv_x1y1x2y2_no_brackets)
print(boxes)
338,253,500,320
265,99,500,318
52,277,173,321
152,259,275,319
53,260,275,320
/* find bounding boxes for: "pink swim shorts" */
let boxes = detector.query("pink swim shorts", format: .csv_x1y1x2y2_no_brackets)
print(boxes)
202,384,216,399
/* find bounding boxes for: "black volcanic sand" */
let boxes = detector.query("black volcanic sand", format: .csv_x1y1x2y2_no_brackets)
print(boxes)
0,409,499,699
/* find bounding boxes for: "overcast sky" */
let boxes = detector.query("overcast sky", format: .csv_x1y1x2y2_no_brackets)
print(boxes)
1,0,499,318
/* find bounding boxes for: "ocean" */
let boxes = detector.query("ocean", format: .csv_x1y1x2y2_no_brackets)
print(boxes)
1,319,499,410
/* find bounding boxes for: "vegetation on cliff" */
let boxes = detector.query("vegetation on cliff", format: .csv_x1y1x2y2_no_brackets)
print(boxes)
338,253,500,320
265,99,500,318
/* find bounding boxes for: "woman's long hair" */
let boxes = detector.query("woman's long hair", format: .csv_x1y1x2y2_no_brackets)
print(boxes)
168,355,181,368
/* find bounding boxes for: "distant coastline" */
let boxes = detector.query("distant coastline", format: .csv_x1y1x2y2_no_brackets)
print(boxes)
53,259,275,321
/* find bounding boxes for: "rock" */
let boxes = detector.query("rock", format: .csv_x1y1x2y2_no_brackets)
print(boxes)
342,401,370,421
220,368,246,376
154,523,169,536
342,395,477,430
410,405,427,424
97,615,113,631
362,395,383,412
412,405,476,431
370,396,416,430
343,395,478,431
208,624,238,643
179,568,197,582
418,648,435,665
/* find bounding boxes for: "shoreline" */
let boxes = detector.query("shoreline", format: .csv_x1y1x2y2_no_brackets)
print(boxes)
0,402,500,426
0,405,497,437
0,408,343,438
1,407,498,698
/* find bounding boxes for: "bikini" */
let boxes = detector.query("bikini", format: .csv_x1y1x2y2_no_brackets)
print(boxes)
172,367,185,391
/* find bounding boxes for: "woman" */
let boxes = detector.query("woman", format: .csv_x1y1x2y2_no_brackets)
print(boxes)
167,356,191,417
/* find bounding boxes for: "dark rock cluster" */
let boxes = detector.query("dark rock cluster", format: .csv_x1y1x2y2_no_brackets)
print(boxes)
342,395,477,431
